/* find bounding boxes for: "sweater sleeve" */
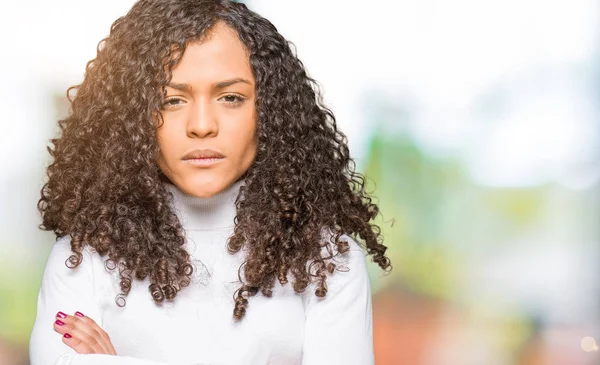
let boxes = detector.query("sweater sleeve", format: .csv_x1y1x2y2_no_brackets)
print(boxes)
301,236,375,365
29,237,190,365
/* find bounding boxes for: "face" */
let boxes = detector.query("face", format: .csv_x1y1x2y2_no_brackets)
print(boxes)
156,23,257,198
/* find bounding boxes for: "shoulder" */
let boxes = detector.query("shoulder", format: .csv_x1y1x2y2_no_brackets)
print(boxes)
43,235,99,281
47,235,97,262
302,232,372,306
319,228,367,263
318,230,370,288
331,234,368,274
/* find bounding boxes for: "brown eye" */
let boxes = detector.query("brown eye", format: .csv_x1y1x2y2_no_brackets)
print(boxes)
219,94,245,105
162,98,185,109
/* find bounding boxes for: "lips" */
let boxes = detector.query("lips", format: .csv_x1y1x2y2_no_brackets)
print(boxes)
182,149,225,160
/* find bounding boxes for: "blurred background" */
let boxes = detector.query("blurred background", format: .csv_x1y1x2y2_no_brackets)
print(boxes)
0,0,598,364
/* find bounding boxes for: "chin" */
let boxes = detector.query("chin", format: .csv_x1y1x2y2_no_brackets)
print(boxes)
182,179,228,198
190,190,220,198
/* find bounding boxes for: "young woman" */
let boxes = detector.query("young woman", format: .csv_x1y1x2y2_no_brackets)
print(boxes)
29,1,391,364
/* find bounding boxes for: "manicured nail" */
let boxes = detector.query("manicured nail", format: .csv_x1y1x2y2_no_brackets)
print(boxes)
55,320,64,326
64,333,72,339
56,312,67,319
75,311,84,318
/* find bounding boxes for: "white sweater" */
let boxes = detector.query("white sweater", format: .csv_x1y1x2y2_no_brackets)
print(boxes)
29,180,374,365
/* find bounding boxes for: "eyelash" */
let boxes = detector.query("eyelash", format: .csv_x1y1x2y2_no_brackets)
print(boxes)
220,94,245,105
162,98,184,108
161,94,246,109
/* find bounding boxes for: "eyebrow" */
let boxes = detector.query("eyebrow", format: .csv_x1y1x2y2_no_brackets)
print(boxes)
166,78,253,92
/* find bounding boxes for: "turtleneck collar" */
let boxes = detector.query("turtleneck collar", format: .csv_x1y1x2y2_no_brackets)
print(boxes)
165,180,244,231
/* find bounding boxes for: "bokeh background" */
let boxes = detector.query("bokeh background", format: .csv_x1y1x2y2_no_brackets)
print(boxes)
1,1,599,364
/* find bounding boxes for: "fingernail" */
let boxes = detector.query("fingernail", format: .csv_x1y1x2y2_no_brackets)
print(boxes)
56,312,67,319
64,333,72,339
75,311,84,318
55,320,64,326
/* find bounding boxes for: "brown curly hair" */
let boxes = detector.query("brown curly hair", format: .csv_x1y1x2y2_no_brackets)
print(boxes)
38,0,391,320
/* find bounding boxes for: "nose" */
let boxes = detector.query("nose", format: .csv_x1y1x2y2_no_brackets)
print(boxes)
186,100,218,138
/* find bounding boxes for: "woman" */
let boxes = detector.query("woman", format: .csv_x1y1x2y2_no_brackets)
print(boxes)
30,0,391,364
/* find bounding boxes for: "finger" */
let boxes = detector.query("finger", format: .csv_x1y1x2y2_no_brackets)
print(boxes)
63,325,105,354
62,331,94,354
54,312,106,354
71,312,114,354
53,318,68,335
53,314,89,337
55,311,115,355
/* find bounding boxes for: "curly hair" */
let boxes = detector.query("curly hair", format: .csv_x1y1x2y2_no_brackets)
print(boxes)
38,0,391,320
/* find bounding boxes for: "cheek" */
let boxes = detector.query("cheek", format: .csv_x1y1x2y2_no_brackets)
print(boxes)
156,117,181,159
228,126,257,171
155,133,179,177
226,109,257,152
240,116,258,155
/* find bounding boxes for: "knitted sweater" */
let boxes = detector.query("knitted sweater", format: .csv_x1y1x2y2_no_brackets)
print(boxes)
29,180,374,365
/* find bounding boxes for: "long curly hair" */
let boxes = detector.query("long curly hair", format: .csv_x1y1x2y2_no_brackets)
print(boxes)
38,0,391,320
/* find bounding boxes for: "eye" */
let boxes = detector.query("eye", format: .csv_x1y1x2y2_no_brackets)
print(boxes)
161,97,185,109
219,94,245,106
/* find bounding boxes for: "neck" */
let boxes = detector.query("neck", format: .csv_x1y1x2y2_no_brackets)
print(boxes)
165,180,244,231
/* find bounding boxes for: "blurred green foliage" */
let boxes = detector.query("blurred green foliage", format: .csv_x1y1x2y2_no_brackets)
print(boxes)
0,259,44,346
362,127,548,360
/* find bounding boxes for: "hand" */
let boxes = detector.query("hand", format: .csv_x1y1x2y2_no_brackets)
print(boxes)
53,311,117,355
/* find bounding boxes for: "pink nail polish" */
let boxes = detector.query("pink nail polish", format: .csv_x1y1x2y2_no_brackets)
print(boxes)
64,333,72,339
55,320,64,326
56,312,67,319
75,311,84,318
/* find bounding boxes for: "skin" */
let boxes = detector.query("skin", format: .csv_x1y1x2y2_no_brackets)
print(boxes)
157,22,257,199
53,311,116,354
54,22,257,354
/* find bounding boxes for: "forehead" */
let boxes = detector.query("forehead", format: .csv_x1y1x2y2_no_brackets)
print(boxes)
171,23,253,83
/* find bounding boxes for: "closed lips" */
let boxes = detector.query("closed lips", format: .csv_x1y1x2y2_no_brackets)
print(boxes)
182,149,225,160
